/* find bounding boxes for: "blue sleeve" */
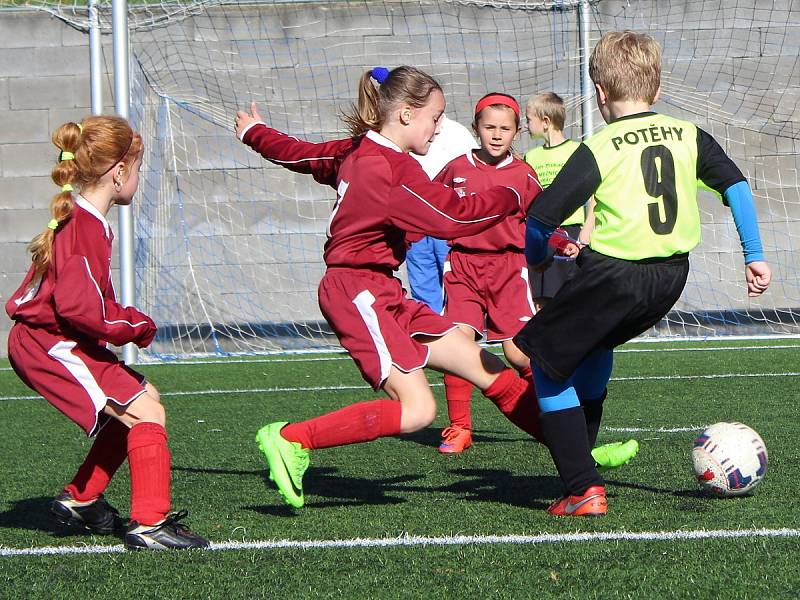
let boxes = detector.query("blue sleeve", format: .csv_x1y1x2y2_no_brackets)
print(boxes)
525,217,556,266
724,181,764,264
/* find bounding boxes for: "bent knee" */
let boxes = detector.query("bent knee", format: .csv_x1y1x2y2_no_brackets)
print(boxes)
120,391,166,427
144,382,161,404
400,400,437,433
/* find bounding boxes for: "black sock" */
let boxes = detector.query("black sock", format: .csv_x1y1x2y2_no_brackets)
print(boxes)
540,406,603,496
581,389,607,448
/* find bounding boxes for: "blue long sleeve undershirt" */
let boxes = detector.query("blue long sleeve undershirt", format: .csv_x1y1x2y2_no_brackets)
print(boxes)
524,181,764,266
524,217,555,267
725,180,764,264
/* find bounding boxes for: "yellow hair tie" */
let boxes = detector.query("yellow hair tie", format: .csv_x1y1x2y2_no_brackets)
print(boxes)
61,183,73,193
77,123,83,133
60,151,75,161
47,219,59,230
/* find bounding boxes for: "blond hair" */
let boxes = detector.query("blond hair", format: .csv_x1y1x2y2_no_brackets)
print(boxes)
589,30,661,104
342,66,442,137
28,115,143,276
526,92,566,131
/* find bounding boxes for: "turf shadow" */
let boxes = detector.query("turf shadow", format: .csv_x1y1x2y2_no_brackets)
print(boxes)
604,479,715,511
427,468,562,509
0,496,123,539
245,466,417,514
606,479,709,498
248,466,564,513
398,427,533,449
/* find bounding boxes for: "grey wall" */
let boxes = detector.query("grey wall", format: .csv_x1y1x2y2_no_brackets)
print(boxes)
0,10,119,356
2,4,799,358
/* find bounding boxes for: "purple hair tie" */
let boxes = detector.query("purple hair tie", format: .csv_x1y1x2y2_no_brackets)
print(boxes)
371,67,390,84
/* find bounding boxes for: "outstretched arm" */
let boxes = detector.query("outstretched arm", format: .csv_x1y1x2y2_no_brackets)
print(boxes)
389,159,521,240
235,102,357,189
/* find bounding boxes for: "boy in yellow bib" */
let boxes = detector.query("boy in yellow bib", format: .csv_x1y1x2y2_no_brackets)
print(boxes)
514,31,772,516
524,92,595,311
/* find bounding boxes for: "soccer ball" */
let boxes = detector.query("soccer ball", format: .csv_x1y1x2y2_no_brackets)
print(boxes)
692,422,768,497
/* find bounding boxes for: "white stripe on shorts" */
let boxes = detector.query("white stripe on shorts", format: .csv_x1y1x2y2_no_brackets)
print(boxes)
47,340,108,416
520,265,535,317
352,290,392,384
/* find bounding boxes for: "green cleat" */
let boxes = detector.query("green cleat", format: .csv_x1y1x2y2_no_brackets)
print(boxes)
255,421,310,508
592,439,639,473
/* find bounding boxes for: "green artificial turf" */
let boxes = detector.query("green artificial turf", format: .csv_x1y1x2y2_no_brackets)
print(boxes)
0,340,798,598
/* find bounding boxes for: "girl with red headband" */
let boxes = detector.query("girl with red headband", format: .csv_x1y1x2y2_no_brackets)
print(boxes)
234,67,546,509
435,92,558,453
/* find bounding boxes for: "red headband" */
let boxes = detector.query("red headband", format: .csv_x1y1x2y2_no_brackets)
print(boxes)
474,94,520,118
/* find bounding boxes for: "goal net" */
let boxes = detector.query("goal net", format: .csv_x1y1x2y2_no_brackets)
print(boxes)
20,0,800,357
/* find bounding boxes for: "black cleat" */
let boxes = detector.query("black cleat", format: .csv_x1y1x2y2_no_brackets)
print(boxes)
124,510,210,551
50,491,125,535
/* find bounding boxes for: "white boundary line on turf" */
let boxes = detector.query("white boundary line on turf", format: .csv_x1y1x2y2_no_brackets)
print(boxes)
611,372,800,381
3,371,800,402
2,527,799,557
2,342,800,371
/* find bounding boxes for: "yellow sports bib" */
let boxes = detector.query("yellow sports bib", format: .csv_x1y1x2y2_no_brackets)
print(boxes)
525,140,584,226
583,114,701,260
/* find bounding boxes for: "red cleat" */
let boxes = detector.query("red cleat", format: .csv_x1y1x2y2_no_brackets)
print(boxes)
547,485,607,517
438,426,473,454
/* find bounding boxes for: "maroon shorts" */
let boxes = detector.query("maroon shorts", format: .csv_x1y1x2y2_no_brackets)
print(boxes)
443,250,534,342
7,323,147,436
318,267,458,389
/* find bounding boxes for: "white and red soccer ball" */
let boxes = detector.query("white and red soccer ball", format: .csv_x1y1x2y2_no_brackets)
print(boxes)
692,422,768,497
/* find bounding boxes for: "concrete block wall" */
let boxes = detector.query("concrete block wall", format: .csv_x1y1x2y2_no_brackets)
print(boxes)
2,3,800,357
0,10,118,356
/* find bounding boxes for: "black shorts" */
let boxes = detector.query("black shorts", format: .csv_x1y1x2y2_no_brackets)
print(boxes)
513,248,690,382
530,224,582,298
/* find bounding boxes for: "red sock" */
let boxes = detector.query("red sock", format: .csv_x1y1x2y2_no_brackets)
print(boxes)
281,399,402,450
518,365,533,382
482,369,543,442
64,419,129,502
444,373,474,429
127,422,171,526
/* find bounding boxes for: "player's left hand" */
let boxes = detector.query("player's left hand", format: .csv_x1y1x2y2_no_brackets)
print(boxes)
234,101,263,139
560,242,580,258
745,260,771,297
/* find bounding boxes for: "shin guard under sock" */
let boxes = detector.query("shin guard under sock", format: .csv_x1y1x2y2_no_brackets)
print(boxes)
128,422,171,526
581,390,606,448
281,399,402,450
540,407,603,495
65,418,129,502
443,373,474,429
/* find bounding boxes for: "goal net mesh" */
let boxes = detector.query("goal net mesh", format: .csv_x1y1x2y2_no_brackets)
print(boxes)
20,0,800,356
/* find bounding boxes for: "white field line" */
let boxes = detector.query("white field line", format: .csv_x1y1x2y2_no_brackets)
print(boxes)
2,527,799,557
605,426,702,433
3,371,800,402
1,343,800,371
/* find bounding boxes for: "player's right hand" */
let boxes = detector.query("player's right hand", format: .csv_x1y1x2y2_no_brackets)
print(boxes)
234,101,263,140
745,260,771,297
